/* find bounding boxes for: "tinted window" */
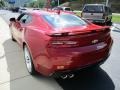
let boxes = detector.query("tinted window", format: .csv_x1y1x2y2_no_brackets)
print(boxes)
18,14,32,24
43,14,87,28
65,8,71,11
105,6,109,13
83,5,103,13
108,7,112,14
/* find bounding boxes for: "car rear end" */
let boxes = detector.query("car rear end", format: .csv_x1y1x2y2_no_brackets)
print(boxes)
81,4,106,24
47,27,112,76
37,13,113,76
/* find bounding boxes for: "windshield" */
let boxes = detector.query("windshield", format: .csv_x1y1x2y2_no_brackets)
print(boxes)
83,5,103,13
42,14,87,28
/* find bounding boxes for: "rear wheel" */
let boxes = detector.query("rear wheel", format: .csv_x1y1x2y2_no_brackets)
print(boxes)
24,45,36,75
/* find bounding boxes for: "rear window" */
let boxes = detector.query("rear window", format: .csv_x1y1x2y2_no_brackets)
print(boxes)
83,5,103,13
42,14,87,28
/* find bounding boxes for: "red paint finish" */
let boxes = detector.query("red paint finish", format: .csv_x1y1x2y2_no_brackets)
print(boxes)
9,10,113,76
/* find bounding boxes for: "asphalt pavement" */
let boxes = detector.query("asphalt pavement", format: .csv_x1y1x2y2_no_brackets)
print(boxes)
0,10,120,90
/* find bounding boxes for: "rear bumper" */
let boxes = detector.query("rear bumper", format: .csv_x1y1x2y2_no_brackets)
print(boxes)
86,18,105,23
35,39,113,76
52,53,110,77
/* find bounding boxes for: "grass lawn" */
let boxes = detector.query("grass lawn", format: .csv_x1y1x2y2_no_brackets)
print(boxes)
112,15,120,23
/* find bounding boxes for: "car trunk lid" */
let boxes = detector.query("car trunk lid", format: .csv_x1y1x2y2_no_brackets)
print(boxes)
47,25,110,48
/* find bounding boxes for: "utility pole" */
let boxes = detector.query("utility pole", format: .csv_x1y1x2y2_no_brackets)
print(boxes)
106,0,109,6
58,0,59,6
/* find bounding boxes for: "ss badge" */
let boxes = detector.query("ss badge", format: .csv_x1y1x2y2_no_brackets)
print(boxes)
92,39,98,44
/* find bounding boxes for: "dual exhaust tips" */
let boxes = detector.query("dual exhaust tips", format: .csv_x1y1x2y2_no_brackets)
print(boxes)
60,73,75,79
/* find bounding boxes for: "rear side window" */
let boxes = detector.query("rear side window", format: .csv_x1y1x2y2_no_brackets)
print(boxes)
25,15,32,24
17,13,32,24
19,14,28,23
83,5,103,13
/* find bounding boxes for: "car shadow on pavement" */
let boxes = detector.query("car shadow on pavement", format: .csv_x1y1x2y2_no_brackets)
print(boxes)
3,39,62,90
55,67,115,90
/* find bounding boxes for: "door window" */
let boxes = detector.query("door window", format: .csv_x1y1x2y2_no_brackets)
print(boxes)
17,14,32,24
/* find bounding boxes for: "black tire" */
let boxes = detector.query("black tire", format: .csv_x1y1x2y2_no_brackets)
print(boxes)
106,20,112,26
23,45,36,75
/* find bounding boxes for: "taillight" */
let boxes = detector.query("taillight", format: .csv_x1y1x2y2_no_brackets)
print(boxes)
51,41,63,45
52,41,77,45
49,41,78,48
48,32,69,37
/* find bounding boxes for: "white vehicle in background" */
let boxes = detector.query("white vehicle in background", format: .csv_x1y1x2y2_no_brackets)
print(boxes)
81,4,112,25
33,8,40,10
52,6,72,11
19,7,27,13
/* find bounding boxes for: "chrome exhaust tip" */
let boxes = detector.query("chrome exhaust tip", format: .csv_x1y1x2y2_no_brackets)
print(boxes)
68,74,74,78
61,75,68,79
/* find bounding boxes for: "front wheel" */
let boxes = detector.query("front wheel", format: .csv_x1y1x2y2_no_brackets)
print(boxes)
24,45,36,75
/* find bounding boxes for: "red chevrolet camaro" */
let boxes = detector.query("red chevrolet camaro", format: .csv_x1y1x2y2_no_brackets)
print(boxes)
9,10,113,78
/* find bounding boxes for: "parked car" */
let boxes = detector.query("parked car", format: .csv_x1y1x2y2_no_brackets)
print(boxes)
11,7,19,12
19,7,27,13
81,4,112,25
33,8,40,10
9,10,113,79
52,6,72,11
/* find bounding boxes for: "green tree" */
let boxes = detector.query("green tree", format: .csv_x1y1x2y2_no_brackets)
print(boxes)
0,0,5,7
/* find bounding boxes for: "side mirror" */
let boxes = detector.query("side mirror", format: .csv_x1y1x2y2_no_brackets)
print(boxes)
9,18,16,22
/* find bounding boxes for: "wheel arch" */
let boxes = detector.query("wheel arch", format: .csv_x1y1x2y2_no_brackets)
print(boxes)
22,41,37,71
